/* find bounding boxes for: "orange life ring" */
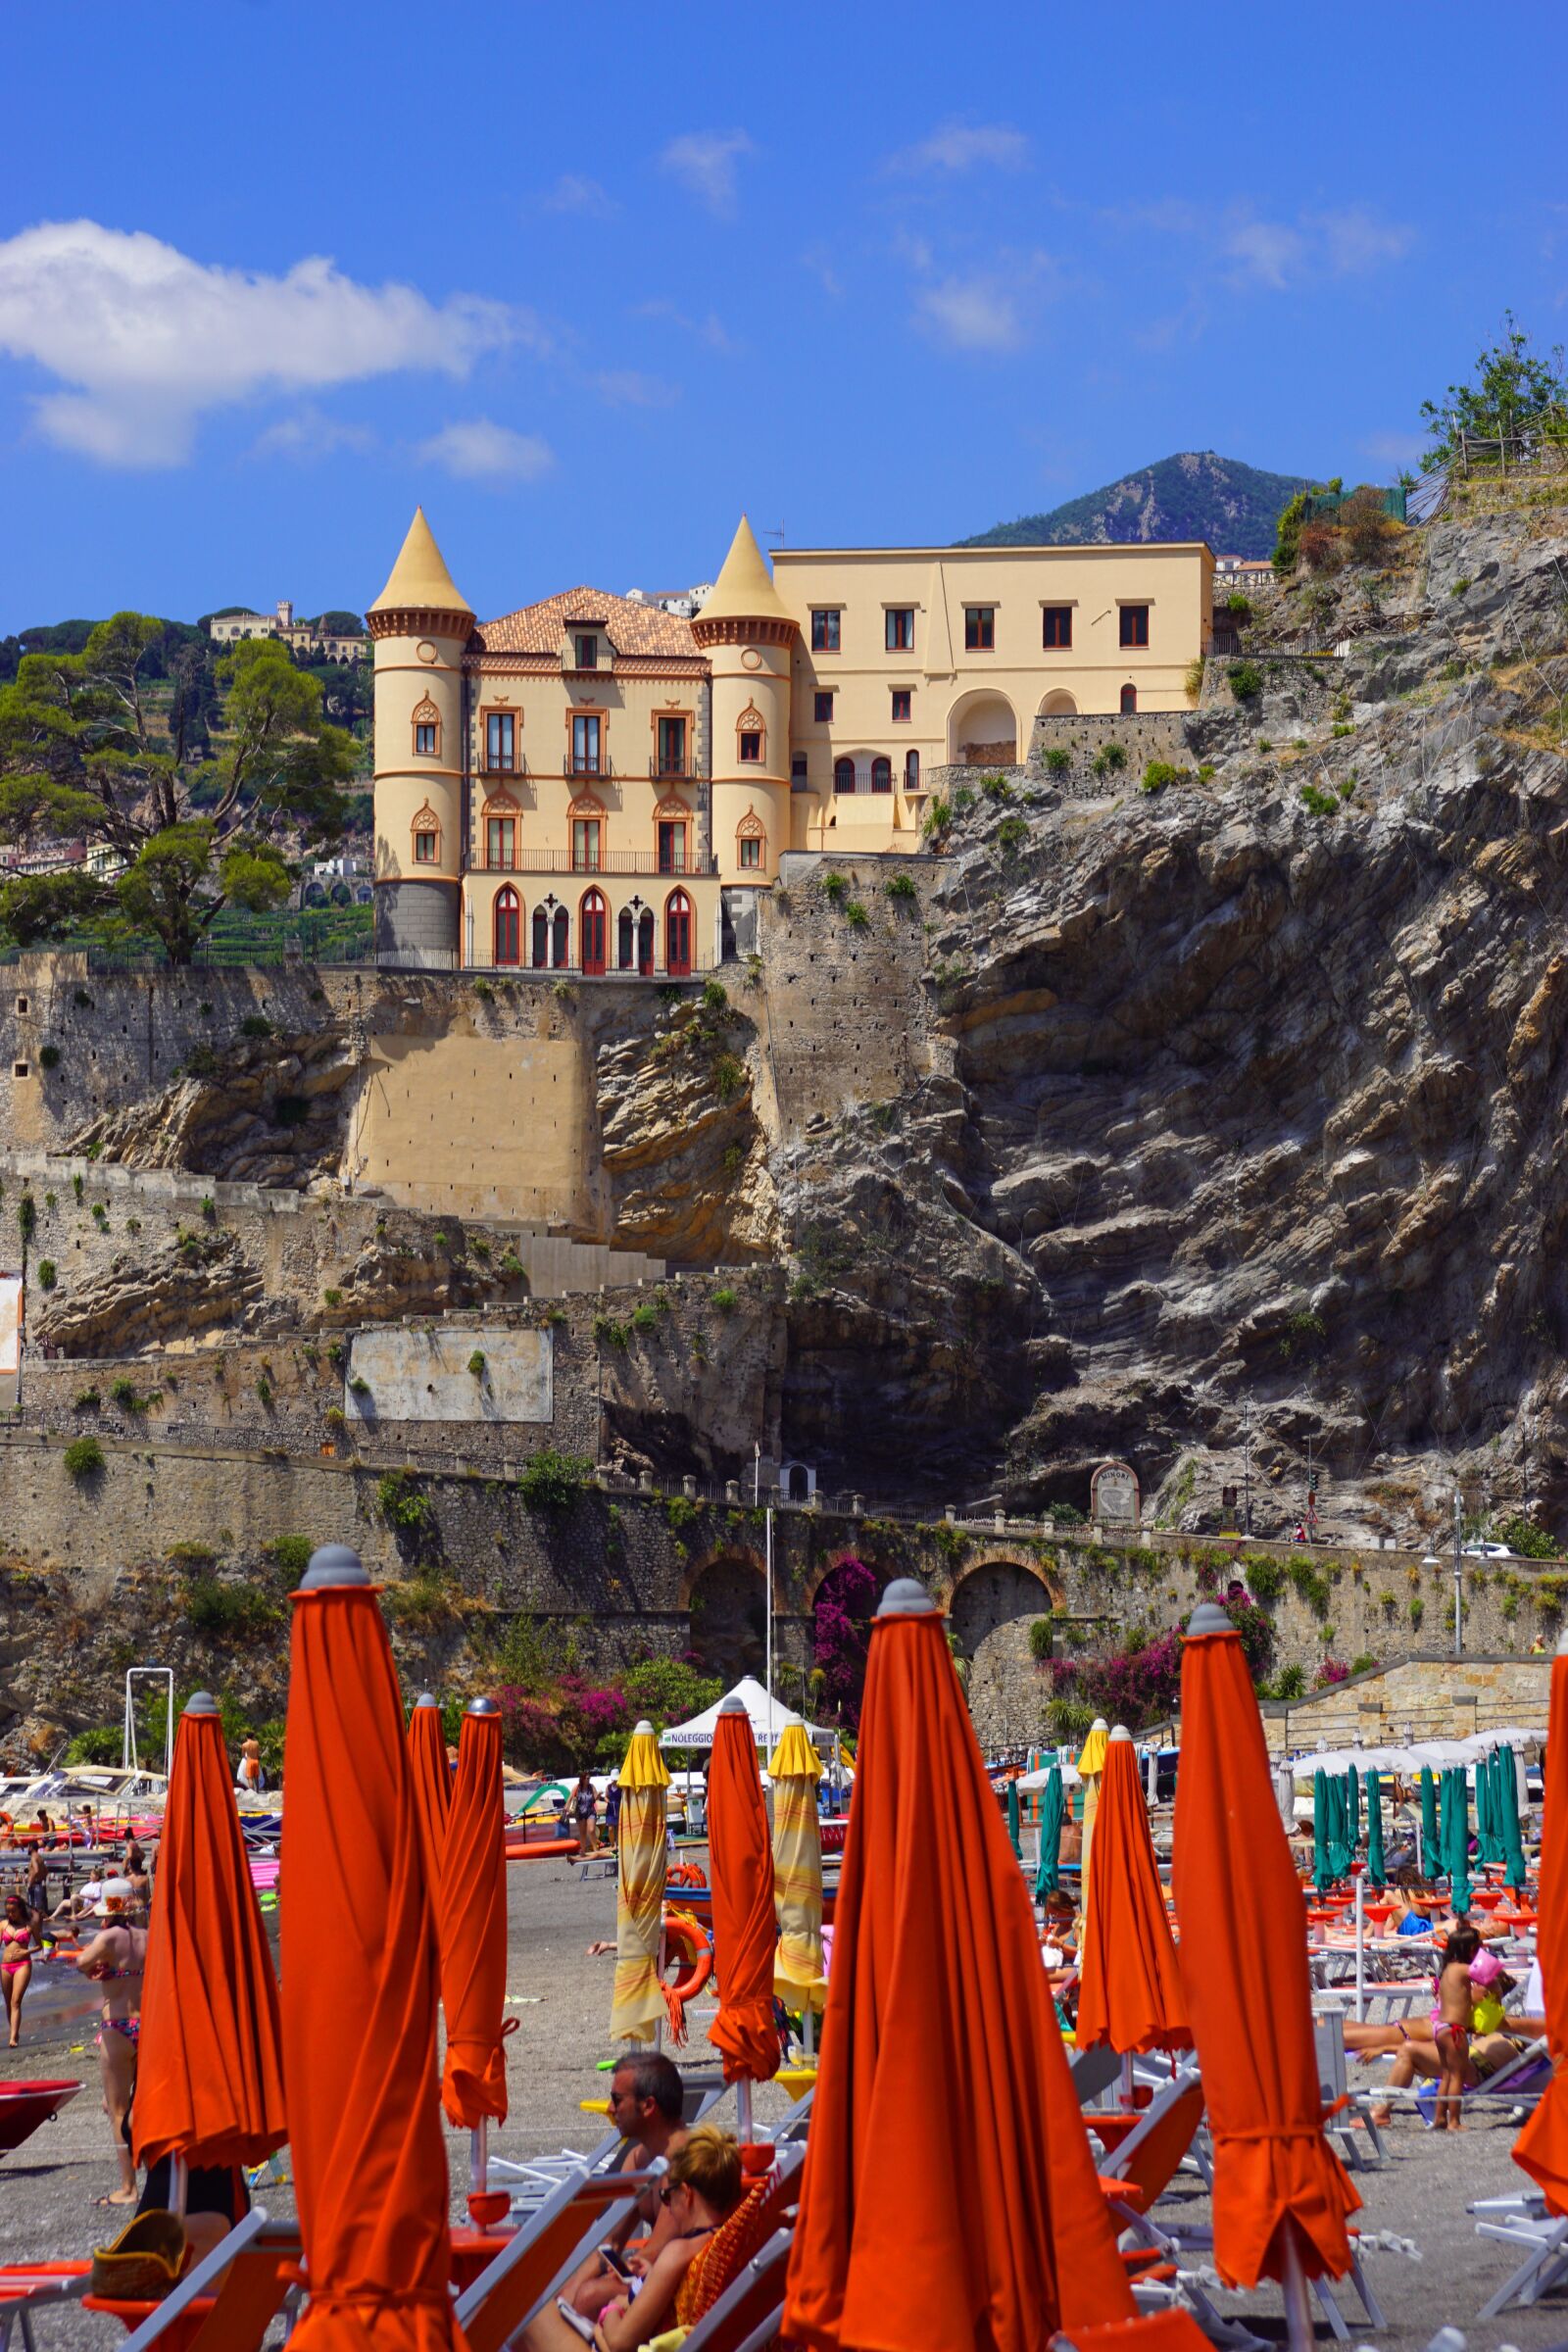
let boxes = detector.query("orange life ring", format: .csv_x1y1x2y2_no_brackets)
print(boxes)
662,1906,713,2006
666,1862,705,1889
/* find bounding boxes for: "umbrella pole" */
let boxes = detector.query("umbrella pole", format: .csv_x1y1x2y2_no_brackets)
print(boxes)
170,2153,188,2220
1353,1872,1365,2023
469,2118,487,2199
1121,2051,1135,2110
1280,2233,1314,2352
737,2079,754,2142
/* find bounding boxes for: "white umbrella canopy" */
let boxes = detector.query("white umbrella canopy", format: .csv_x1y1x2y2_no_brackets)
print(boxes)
658,1675,839,1754
1016,1761,1083,1791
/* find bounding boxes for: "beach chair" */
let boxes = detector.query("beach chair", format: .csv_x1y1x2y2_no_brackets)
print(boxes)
1473,2180,1568,2319
82,2210,302,2352
1068,2043,1124,2108
1313,2011,1384,2168
0,2265,92,2352
489,2067,728,2201
455,2165,665,2352
675,2229,793,2352
1415,2032,1550,2132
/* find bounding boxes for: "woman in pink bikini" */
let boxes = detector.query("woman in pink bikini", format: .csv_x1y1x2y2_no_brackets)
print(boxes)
74,1879,145,2205
1,1894,35,2047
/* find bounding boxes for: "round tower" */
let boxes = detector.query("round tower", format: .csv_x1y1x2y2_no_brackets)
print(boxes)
692,517,796,898
368,509,474,966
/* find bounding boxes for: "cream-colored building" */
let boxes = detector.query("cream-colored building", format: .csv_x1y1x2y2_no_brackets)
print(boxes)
369,511,1212,971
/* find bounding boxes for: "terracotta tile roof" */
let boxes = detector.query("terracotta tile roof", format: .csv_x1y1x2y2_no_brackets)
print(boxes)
473,587,699,658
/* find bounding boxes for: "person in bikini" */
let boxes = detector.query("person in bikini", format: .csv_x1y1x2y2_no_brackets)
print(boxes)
1367,1924,1484,2129
74,1878,146,2206
2,1894,36,2047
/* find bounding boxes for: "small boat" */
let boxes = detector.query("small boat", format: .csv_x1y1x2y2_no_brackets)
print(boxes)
0,2079,82,2157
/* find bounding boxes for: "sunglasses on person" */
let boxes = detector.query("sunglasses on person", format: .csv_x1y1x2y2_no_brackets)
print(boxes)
659,2182,687,2206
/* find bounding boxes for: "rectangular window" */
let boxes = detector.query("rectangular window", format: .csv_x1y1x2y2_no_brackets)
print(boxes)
414,831,437,864
415,722,437,756
572,818,602,870
739,835,761,869
656,715,686,776
813,691,834,723
891,689,911,723
810,609,841,653
485,711,515,772
739,730,761,762
964,607,995,651
790,755,808,787
885,608,914,652
1041,606,1072,649
1119,604,1150,648
658,820,687,874
573,634,598,669
571,714,602,774
486,817,514,871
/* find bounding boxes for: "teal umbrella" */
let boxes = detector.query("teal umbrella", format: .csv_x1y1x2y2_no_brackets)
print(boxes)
1446,1766,1472,1916
1006,1776,1022,1859
1313,1769,1333,1890
1326,1773,1352,1881
1475,1747,1498,1868
1033,1765,1063,1901
1419,1769,1441,1874
1365,1768,1387,1888
1347,1763,1361,1855
1494,1746,1527,1890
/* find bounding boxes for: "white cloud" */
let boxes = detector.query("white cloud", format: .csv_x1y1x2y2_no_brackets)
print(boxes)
540,174,616,220
1361,429,1426,466
594,369,679,409
633,298,741,357
1223,206,1413,290
0,220,527,466
660,130,755,217
888,122,1029,174
915,274,1022,353
1312,207,1415,273
417,418,554,484
801,246,843,300
1223,220,1308,291
249,406,376,461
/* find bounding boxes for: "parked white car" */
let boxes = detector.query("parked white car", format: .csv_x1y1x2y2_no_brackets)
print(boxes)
1460,1542,1515,1560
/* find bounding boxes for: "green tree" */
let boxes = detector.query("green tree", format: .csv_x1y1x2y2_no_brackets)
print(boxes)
0,618,356,963
1421,315,1568,470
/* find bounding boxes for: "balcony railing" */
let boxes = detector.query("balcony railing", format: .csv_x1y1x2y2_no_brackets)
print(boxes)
479,753,528,779
473,849,717,876
567,754,612,778
649,757,704,782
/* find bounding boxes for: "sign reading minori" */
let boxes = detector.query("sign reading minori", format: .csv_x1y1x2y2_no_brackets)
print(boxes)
1090,1457,1140,1527
344,1327,553,1424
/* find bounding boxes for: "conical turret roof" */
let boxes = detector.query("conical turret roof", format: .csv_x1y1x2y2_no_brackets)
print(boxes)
698,514,792,625
368,508,473,620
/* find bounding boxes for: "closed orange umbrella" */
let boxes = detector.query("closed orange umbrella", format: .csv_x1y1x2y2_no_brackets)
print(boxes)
440,1696,509,2222
1514,1636,1568,2206
1174,1602,1358,2340
783,1579,1140,2352
281,1545,458,2352
706,1696,780,2102
133,1690,286,2175
1075,1725,1191,2058
409,1691,451,1887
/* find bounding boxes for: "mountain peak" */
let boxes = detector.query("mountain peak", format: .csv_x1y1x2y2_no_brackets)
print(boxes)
962,452,1318,561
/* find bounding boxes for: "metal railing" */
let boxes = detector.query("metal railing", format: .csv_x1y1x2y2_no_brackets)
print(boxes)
568,754,612,778
649,758,704,782
471,850,717,876
479,754,529,779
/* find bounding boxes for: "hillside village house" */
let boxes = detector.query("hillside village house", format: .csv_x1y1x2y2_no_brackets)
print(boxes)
370,510,1214,972
208,601,368,663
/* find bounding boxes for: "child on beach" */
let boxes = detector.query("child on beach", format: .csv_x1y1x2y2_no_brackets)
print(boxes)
1432,1924,1482,2130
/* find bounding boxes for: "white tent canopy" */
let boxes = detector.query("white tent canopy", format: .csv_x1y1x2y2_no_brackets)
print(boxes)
1016,1761,1083,1791
658,1675,839,1753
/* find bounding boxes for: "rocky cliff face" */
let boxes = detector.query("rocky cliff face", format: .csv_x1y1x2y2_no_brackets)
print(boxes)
777,476,1568,1539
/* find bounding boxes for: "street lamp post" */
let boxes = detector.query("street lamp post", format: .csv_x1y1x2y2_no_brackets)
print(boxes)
1422,1553,1441,1654
1453,1488,1464,1659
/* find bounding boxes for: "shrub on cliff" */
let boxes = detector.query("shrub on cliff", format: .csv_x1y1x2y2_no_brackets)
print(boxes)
64,1435,104,1482
812,1554,879,1729
515,1449,593,1509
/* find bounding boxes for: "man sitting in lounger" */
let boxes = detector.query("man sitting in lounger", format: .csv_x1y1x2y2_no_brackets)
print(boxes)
560,2053,688,2317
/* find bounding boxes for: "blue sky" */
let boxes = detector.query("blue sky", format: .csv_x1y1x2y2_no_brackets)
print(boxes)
2,0,1564,632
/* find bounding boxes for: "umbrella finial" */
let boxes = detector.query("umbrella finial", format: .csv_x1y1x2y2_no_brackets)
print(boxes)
182,1690,220,1717
1090,1715,1109,1732
1108,1724,1133,1742
301,1544,369,1590
716,1696,749,1716
413,1691,439,1708
878,1577,939,1616
1186,1601,1234,1638
632,1719,655,1737
465,1695,500,1717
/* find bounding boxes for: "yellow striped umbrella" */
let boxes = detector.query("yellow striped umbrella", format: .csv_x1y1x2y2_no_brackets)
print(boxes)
768,1721,827,2010
1077,1716,1110,1883
610,1719,670,2045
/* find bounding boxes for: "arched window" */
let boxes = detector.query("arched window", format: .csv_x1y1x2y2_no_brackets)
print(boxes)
638,906,655,975
655,796,691,875
483,787,519,872
617,905,637,970
833,757,856,796
1120,683,1138,714
552,904,569,968
493,886,520,967
665,888,693,978
410,803,441,868
905,749,920,793
736,703,766,766
736,808,766,874
411,695,441,760
568,790,605,873
871,757,892,794
531,904,549,968
580,888,608,976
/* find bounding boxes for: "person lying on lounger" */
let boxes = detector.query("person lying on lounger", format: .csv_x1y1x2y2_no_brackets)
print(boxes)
523,2125,746,2352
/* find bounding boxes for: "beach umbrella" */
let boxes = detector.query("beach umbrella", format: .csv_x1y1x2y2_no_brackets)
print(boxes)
1475,1749,1498,1869
1034,1764,1064,1902
1347,1764,1360,1856
769,1720,827,2016
1077,1716,1109,1883
281,1546,457,2352
133,1691,286,2180
783,1581,1143,2352
1326,1775,1352,1882
1312,1771,1332,1891
1365,1770,1386,1890
706,1696,780,2109
1445,1767,1472,1916
1005,1776,1022,1859
610,1719,669,2047
1074,1726,1191,2057
1516,1633,1568,2208
1496,1748,1527,1890
408,1691,451,1888
1419,1768,1441,1872
439,1696,509,2226
1174,1603,1358,2344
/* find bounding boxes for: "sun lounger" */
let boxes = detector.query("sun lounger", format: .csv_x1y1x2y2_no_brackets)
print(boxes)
0,2266,92,2352
489,2067,730,2200
83,2210,301,2352
676,2229,793,2352
1415,2034,1550,2131
455,2165,665,2352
